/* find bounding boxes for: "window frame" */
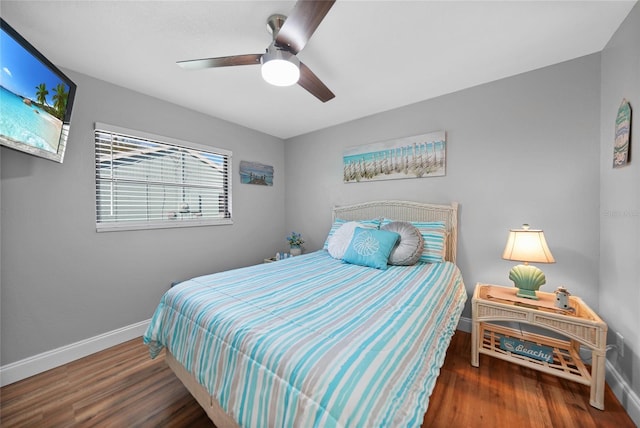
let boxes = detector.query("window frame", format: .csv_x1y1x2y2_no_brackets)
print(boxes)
95,122,232,232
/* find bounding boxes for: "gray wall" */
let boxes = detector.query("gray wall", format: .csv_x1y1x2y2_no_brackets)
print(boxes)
600,1,640,414
285,54,601,322
0,70,286,364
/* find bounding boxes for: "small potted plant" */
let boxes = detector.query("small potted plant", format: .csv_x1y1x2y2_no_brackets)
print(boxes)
286,232,304,256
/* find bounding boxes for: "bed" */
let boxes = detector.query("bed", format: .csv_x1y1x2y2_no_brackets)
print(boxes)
144,200,466,427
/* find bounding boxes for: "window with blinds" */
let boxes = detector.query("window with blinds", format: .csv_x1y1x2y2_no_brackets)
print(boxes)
95,123,232,231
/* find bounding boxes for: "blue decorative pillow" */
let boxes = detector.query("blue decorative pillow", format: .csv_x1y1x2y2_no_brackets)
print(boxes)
341,227,400,270
328,221,376,260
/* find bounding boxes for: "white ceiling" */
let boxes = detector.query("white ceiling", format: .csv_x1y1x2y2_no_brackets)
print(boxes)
2,1,636,139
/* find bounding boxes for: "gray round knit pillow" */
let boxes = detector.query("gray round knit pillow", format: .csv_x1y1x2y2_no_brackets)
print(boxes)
381,221,424,266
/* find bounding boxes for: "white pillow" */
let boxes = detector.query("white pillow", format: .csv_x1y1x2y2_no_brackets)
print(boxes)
323,219,348,250
328,221,375,259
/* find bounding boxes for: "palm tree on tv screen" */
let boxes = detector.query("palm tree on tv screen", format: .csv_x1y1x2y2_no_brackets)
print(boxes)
35,83,49,107
52,83,68,120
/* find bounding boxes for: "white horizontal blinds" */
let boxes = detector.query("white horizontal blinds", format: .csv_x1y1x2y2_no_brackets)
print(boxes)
95,125,231,230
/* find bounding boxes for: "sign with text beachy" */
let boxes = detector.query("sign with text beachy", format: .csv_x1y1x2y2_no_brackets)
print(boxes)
500,337,554,363
343,131,446,183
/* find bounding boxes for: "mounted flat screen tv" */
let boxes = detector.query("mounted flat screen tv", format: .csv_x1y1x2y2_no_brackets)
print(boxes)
0,18,76,163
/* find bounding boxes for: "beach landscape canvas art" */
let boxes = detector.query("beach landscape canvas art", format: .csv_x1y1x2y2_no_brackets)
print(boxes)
239,160,274,186
343,131,446,183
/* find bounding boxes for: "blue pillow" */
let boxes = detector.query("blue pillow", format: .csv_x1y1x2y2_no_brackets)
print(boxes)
341,227,400,270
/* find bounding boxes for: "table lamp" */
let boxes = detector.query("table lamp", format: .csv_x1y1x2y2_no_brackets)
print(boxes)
502,224,555,299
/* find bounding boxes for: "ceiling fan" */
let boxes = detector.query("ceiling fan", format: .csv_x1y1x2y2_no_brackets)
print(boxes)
177,0,336,103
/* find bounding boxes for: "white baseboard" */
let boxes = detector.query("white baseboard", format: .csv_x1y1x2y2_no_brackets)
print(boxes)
606,360,640,426
0,319,150,387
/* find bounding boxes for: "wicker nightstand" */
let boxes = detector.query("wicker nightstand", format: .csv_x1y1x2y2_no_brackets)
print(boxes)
471,283,608,410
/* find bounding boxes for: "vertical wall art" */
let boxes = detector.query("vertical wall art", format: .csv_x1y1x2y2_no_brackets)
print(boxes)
613,98,632,168
343,131,446,183
239,160,274,186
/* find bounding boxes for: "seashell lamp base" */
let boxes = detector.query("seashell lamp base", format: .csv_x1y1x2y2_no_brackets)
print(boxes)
508,264,547,300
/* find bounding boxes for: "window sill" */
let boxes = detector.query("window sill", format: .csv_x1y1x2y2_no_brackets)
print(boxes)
96,218,233,232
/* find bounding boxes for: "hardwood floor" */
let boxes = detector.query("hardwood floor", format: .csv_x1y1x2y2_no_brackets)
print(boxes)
422,331,634,428
0,331,635,427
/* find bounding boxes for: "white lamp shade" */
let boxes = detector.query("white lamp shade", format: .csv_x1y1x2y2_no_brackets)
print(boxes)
261,48,300,87
502,226,555,264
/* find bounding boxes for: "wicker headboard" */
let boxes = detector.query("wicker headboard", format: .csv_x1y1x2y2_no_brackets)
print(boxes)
332,200,459,263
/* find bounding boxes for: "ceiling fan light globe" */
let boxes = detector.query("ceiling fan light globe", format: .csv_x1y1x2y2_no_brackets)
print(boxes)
261,47,300,87
261,58,300,87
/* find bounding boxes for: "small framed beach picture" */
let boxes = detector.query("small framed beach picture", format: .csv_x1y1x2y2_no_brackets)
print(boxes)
613,98,631,168
239,160,274,186
343,131,446,183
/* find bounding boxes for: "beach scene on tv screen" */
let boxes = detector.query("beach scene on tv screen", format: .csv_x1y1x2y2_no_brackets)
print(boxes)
0,27,70,154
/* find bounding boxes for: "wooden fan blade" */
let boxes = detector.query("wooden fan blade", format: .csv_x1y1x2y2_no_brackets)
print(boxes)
276,0,335,54
298,62,334,103
177,54,262,70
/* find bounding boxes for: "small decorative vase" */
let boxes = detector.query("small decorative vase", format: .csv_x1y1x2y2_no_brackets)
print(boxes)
290,246,302,256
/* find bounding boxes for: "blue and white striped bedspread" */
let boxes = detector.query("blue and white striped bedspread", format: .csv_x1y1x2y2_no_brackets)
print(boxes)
144,250,466,428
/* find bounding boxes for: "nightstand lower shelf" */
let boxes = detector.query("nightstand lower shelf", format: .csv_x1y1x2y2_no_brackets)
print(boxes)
478,323,591,386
